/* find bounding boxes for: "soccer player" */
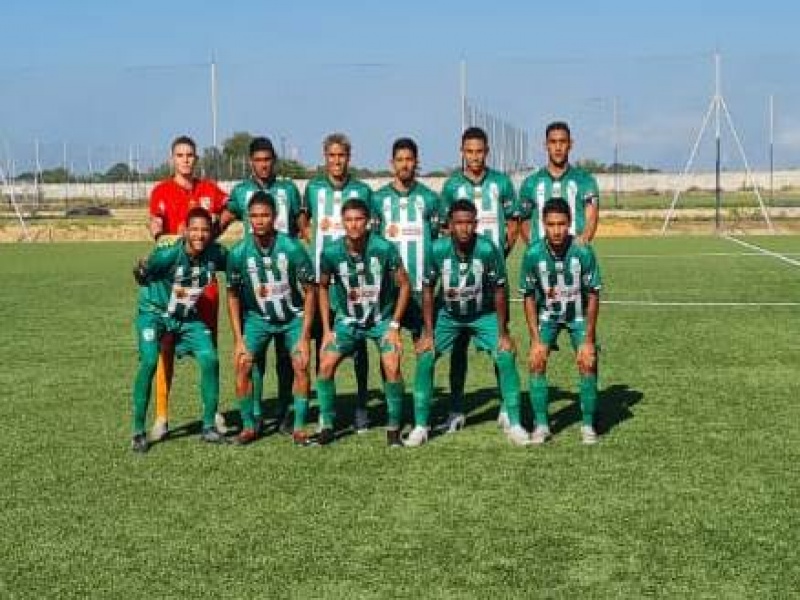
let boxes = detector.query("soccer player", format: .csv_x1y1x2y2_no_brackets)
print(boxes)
316,198,411,447
439,127,519,433
520,197,602,445
409,200,529,447
148,135,228,442
221,136,303,433
371,137,441,341
131,207,228,453
518,121,600,246
226,192,316,446
302,133,374,432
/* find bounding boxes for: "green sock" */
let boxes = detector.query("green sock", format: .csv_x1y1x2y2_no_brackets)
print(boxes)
384,380,405,429
252,353,265,420
316,378,336,429
529,373,549,426
413,351,435,427
197,351,220,430
132,358,157,435
353,341,369,409
293,395,309,430
495,351,521,427
276,347,294,416
579,374,598,426
238,392,255,430
495,364,507,415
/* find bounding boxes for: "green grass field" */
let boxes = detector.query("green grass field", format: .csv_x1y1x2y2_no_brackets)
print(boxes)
1,235,799,598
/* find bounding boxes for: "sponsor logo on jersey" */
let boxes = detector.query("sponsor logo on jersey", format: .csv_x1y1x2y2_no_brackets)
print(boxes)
320,217,332,232
200,197,212,210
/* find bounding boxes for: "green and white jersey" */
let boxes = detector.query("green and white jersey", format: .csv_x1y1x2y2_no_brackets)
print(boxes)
424,235,506,319
371,181,440,293
519,237,602,324
319,232,402,327
440,168,517,252
226,176,302,238
518,165,599,242
302,175,372,280
138,239,227,320
226,232,315,324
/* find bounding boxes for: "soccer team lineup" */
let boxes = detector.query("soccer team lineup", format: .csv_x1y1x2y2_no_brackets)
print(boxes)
131,122,604,453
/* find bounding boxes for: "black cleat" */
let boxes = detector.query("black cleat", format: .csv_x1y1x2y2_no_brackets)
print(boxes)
200,427,230,444
386,429,404,448
131,433,149,454
317,427,335,446
278,410,294,436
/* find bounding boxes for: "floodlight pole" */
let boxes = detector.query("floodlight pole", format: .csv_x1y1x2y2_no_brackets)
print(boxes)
612,96,620,208
0,162,31,241
460,59,467,133
769,94,774,207
714,52,722,232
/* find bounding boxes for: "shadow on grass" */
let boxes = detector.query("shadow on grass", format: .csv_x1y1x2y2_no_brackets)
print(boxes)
546,384,644,436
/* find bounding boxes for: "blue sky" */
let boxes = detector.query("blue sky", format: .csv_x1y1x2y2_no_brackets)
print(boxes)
1,0,799,173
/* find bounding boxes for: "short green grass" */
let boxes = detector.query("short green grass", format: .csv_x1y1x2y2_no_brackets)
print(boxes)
1,236,799,598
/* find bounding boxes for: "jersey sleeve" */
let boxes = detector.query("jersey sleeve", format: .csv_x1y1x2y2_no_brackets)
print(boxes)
486,240,507,287
519,248,539,296
427,189,442,239
301,181,314,220
384,241,402,273
318,246,335,280
225,244,244,290
149,184,166,218
582,246,602,291
290,240,316,285
517,175,536,221
501,175,518,219
145,243,179,279
583,173,600,207
226,184,245,221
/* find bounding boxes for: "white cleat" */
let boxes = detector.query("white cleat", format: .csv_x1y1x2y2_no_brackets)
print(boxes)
444,412,466,434
405,426,430,447
214,412,230,435
506,425,532,447
149,418,169,442
530,425,552,446
580,425,599,445
497,411,511,432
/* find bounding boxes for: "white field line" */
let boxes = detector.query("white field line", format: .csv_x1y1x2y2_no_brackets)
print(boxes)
722,235,800,268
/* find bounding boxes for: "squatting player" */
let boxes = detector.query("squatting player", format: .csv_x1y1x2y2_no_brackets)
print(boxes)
302,133,374,432
148,135,228,441
408,200,529,447
131,208,228,453
316,198,411,447
221,136,304,433
518,121,600,245
225,192,316,446
439,127,519,433
520,197,602,445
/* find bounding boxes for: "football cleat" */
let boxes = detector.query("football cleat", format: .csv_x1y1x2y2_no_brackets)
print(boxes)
235,428,258,446
149,418,169,442
386,429,403,448
200,427,229,444
292,430,310,447
404,426,429,448
530,425,552,445
497,411,511,432
317,428,335,446
443,412,466,434
214,412,230,434
131,433,149,454
506,425,532,447
580,425,598,445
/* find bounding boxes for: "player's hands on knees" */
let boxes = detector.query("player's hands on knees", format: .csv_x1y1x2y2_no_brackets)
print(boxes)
577,342,596,372
294,337,311,370
234,341,252,368
415,333,433,354
529,342,548,370
384,329,402,354
132,258,149,286
498,333,515,353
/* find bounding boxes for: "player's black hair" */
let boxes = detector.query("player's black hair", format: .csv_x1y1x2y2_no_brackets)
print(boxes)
461,126,488,146
340,197,370,217
392,137,418,158
542,197,572,221
185,206,212,226
545,121,571,139
171,135,197,153
249,136,276,157
247,190,277,214
448,199,478,219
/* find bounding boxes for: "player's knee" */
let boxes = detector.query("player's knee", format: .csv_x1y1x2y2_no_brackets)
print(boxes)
382,356,401,381
318,356,336,379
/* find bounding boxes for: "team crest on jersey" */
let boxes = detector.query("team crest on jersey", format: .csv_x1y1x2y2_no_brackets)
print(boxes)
200,196,212,210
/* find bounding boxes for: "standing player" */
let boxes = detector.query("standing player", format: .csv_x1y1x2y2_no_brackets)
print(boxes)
302,133,374,432
221,136,303,433
148,135,228,441
439,127,519,432
371,137,441,342
131,208,228,453
518,121,600,246
409,200,528,447
226,192,316,446
316,198,410,446
520,198,602,445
